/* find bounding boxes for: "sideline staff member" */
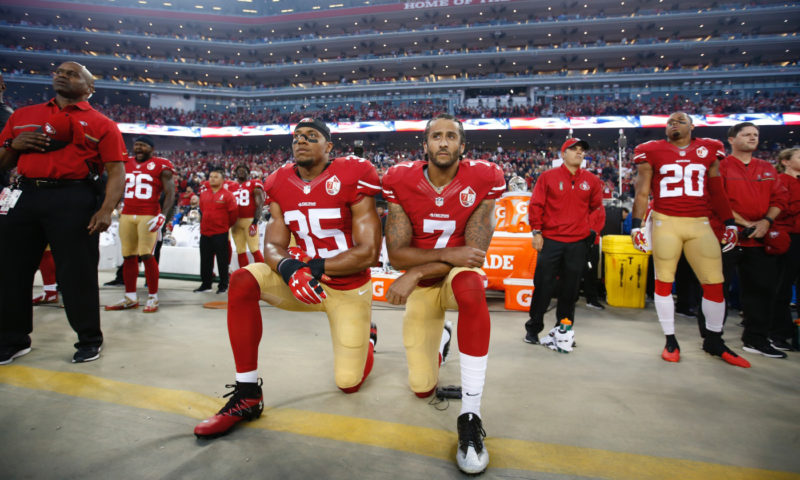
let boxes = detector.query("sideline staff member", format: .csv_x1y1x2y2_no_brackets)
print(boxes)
525,138,605,350
195,168,237,294
0,61,125,364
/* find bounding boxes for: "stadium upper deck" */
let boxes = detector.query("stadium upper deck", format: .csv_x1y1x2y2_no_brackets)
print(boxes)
2,0,798,105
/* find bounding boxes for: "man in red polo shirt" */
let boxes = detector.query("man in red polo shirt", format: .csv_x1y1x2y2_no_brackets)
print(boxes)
195,168,237,294
525,138,605,350
709,122,788,359
0,61,125,364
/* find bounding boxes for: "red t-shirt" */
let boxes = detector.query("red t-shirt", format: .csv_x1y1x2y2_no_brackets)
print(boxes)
232,179,264,219
633,138,725,217
121,156,174,216
199,187,238,236
382,159,506,284
0,98,125,179
263,156,381,290
528,164,605,242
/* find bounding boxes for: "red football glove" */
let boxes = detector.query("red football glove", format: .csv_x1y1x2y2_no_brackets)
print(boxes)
631,228,649,253
249,223,258,237
277,258,327,304
147,213,166,232
287,246,310,262
721,225,738,253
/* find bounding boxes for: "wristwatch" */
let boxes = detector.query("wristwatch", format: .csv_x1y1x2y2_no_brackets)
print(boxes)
3,138,17,152
531,230,542,236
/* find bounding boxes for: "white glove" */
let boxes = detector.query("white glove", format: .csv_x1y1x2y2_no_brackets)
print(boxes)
147,213,166,232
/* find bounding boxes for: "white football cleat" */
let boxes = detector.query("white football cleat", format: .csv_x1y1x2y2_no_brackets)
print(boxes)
456,413,489,474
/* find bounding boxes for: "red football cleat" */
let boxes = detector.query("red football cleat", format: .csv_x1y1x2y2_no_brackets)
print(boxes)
661,347,680,363
194,382,263,438
32,291,59,305
720,351,751,368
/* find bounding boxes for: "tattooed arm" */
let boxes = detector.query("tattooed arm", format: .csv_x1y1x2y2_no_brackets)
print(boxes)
464,198,495,251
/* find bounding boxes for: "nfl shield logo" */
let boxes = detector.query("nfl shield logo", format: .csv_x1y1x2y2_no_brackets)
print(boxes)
459,187,476,207
325,175,341,195
303,185,311,194
435,197,444,207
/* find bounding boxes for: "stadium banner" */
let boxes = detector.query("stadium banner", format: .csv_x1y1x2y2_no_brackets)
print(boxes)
508,117,571,129
568,116,640,129
783,113,800,125
118,123,202,137
394,120,428,132
118,113,794,138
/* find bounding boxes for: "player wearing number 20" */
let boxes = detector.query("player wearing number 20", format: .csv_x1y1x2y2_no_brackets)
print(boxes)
631,111,749,368
107,135,175,313
194,118,382,439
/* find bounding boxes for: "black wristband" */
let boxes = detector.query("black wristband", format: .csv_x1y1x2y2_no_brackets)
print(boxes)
762,216,774,225
308,258,325,280
724,218,736,227
276,257,306,284
631,218,642,229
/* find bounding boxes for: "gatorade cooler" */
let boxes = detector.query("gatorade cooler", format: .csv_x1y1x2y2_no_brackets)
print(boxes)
370,270,400,302
502,278,534,311
601,235,650,308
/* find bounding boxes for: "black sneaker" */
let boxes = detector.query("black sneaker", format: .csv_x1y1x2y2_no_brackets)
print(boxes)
743,342,788,359
586,300,605,310
194,285,213,293
369,322,378,352
103,278,125,287
441,320,452,363
523,332,539,344
456,413,489,474
0,345,32,365
770,338,793,352
216,286,228,294
675,308,697,318
72,345,102,363
194,380,264,438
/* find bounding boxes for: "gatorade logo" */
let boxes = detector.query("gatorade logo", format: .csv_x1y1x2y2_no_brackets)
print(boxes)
372,280,385,297
484,254,514,270
516,288,533,307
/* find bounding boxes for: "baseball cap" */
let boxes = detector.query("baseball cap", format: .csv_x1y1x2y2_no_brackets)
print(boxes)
763,228,790,255
294,118,331,142
560,137,590,154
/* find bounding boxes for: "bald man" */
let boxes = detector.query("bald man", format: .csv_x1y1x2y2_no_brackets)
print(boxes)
0,61,126,364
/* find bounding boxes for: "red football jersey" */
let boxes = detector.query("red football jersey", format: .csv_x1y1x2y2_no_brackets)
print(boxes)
232,179,264,218
121,156,174,216
382,159,506,250
633,138,725,217
263,156,381,290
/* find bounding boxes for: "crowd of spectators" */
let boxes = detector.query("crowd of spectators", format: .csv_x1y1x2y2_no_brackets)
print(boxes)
5,91,797,126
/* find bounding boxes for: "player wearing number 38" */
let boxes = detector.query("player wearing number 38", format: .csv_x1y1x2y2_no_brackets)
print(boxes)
106,135,175,313
631,111,750,368
194,118,383,439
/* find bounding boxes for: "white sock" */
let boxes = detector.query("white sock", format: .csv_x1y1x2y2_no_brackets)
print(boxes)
653,293,675,335
235,370,259,384
459,353,487,417
149,293,158,301
439,323,451,358
702,298,725,333
125,292,137,302
43,284,57,292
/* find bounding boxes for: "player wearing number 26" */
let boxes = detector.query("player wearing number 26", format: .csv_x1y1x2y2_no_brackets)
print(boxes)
107,135,175,313
631,111,750,368
194,118,383,439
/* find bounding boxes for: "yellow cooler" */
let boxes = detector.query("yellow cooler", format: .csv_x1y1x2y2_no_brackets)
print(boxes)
601,235,651,308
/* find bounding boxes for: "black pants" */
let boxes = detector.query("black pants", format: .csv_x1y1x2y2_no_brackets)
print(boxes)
0,182,102,349
770,233,800,341
200,233,229,289
527,237,588,336
723,246,778,346
581,242,602,303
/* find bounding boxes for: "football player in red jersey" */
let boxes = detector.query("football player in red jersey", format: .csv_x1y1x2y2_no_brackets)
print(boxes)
194,118,382,439
631,112,750,368
106,136,175,313
382,114,505,474
230,164,265,267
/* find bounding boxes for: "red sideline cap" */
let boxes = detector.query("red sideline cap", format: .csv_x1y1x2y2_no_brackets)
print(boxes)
561,137,590,154
764,229,790,256
43,111,74,143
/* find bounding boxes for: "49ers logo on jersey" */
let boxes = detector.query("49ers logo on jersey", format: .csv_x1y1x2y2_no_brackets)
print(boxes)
459,186,476,207
325,175,341,195
147,162,155,170
696,146,708,158
579,181,590,191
